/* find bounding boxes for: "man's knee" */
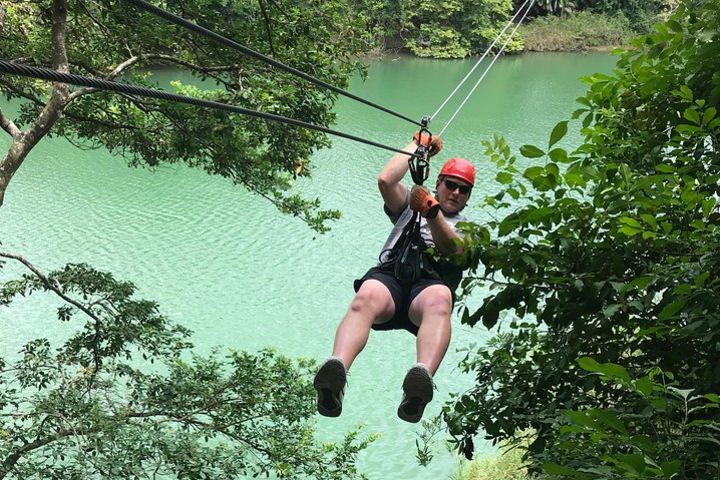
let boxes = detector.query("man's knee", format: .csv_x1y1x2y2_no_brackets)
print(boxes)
350,280,394,316
411,285,452,319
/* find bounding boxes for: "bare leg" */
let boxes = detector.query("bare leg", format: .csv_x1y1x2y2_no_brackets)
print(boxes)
408,284,453,375
331,279,395,371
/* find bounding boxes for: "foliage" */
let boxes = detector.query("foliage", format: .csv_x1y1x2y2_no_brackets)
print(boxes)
451,435,536,480
0,252,376,479
349,0,406,50
542,360,720,479
444,0,720,476
518,0,669,33
0,0,371,231
587,0,668,33
520,11,633,51
403,0,523,59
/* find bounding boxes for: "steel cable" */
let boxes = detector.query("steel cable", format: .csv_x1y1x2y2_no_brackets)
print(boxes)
123,0,423,127
437,0,535,137
429,0,533,122
0,60,420,158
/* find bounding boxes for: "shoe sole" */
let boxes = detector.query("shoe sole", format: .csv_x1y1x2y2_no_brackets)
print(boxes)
398,366,433,423
313,359,346,417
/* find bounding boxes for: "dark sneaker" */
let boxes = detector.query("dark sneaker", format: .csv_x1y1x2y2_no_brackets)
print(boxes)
397,363,433,423
313,357,346,417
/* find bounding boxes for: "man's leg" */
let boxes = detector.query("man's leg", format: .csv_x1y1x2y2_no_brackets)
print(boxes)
408,284,453,375
315,279,395,417
397,284,452,423
331,279,396,371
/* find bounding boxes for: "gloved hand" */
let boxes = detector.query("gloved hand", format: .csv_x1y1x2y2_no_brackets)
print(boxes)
410,185,440,219
413,131,443,157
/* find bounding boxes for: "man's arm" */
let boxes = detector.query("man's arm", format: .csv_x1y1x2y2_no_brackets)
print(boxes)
377,141,416,216
427,213,464,257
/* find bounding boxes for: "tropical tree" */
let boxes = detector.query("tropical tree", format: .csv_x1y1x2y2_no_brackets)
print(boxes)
402,0,522,58
0,1,377,477
0,0,370,232
0,253,375,479
444,0,720,475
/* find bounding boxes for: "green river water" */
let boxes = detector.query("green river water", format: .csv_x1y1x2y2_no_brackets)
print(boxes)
1,52,615,479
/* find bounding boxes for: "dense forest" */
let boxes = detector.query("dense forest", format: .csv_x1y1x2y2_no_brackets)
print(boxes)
352,0,673,57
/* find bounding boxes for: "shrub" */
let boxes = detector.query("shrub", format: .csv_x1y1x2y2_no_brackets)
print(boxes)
521,11,633,51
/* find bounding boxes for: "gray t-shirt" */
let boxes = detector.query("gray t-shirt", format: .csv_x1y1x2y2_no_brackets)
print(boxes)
377,195,467,290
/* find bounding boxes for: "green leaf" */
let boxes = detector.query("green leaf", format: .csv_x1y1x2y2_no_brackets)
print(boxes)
590,409,628,435
603,304,620,318
577,357,602,372
617,453,646,473
566,410,596,428
578,357,631,382
661,460,681,477
543,463,589,478
635,376,653,397
548,148,569,163
639,214,657,229
658,299,688,320
703,107,717,125
619,216,641,228
495,172,513,184
683,107,701,125
523,166,544,180
548,121,568,148
619,225,642,237
520,145,545,158
679,85,693,101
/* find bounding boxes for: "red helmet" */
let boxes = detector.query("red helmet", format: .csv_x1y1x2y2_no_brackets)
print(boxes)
439,157,475,186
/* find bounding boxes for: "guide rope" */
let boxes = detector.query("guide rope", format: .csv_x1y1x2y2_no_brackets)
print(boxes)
429,0,533,122
0,60,421,158
436,0,535,137
123,0,423,128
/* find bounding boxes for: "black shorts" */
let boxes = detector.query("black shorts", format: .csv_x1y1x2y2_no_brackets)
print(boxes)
353,266,453,336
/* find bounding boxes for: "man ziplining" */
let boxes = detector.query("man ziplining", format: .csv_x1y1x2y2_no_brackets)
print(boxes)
314,132,476,423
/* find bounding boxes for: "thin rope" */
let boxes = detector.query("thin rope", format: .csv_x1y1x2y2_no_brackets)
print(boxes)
0,60,420,158
123,0,422,127
430,0,532,122
437,0,535,137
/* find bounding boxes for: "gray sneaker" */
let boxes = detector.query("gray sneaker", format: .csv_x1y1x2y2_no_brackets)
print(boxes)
313,357,346,417
397,363,433,423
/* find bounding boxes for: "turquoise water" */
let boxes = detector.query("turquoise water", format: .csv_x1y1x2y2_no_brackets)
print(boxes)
0,52,615,478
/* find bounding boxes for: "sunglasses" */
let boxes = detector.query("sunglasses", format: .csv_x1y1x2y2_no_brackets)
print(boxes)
443,179,472,195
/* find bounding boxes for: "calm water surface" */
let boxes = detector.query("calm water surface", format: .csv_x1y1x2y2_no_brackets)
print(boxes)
0,52,615,479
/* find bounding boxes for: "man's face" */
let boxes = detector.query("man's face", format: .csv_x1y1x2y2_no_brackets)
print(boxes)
435,175,472,214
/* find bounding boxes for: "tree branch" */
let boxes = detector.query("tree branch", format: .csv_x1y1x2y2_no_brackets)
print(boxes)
67,54,240,102
0,252,104,327
0,108,19,139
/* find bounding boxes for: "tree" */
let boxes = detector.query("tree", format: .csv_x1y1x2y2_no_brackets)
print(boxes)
0,0,371,232
0,253,375,479
0,1,377,477
402,0,522,59
444,0,720,475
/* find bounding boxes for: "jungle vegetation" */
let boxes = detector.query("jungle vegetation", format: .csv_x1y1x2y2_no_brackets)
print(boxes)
446,0,720,477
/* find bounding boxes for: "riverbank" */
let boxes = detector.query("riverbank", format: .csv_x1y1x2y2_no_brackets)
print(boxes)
519,11,633,52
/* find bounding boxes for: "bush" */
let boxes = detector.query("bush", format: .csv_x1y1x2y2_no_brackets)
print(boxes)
451,438,536,480
521,11,633,51
443,0,720,476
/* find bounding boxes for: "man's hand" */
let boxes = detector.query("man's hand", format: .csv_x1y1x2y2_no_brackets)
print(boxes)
410,185,440,219
413,131,443,157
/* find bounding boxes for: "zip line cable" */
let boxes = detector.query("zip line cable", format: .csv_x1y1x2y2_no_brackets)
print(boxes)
0,60,420,158
123,0,423,128
429,0,532,122
437,0,535,137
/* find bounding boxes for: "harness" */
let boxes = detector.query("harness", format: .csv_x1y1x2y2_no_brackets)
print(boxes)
379,117,439,284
